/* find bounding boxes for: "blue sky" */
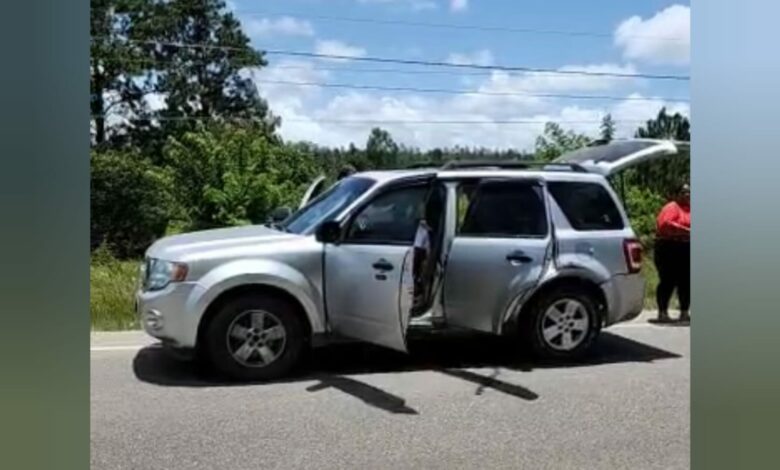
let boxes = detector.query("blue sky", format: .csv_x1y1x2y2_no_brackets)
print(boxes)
228,0,690,150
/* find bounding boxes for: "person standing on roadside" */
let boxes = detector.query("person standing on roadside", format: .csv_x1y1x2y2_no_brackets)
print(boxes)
653,183,691,323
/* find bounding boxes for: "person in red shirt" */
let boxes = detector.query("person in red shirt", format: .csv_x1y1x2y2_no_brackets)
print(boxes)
653,183,691,323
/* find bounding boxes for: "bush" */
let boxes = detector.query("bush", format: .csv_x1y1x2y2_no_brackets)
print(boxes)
163,125,319,229
623,185,665,248
91,150,173,258
90,248,140,330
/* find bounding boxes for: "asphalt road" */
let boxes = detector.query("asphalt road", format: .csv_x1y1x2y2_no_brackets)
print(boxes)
91,313,690,470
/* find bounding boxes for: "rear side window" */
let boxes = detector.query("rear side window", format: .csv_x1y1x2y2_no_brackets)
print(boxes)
460,181,548,238
548,182,624,230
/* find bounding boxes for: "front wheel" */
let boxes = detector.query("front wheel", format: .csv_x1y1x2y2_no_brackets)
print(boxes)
521,287,601,360
202,294,306,381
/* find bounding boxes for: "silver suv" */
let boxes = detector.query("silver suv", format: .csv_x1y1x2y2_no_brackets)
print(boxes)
136,139,685,381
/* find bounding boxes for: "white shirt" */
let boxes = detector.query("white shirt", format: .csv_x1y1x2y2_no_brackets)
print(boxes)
413,222,431,251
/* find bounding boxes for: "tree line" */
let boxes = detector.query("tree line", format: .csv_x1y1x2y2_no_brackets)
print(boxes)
90,0,690,259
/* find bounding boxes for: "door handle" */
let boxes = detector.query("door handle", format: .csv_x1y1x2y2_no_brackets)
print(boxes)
372,259,394,272
506,250,533,264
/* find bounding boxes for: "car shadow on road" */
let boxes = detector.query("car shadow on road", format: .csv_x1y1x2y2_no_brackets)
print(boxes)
133,331,680,414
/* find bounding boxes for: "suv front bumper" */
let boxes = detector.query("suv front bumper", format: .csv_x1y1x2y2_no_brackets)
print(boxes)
135,282,204,348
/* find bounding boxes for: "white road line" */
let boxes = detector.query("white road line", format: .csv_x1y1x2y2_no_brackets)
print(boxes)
90,344,157,352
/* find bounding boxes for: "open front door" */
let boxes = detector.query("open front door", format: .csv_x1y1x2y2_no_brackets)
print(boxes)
324,177,434,352
299,175,327,209
554,139,685,176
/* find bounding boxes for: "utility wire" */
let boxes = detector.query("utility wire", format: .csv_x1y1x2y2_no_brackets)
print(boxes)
90,38,690,81
92,7,686,42
253,78,689,103
91,115,647,125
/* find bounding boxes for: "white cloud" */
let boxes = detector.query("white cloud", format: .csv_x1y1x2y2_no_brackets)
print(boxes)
314,40,367,62
450,0,468,12
243,16,315,37
615,5,690,66
357,0,438,11
446,49,494,66
253,60,688,151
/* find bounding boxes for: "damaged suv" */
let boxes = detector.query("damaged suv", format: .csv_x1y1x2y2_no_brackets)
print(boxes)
136,139,687,381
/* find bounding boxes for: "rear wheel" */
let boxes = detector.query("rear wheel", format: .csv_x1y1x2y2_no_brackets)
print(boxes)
202,294,306,381
521,287,600,360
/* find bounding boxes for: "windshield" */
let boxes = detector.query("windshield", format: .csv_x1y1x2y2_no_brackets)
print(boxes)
283,176,376,235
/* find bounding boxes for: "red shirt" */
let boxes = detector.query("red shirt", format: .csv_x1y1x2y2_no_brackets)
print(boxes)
656,201,691,241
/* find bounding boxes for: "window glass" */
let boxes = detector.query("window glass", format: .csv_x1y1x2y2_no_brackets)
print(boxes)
460,182,547,237
283,177,374,235
548,182,624,230
345,184,429,244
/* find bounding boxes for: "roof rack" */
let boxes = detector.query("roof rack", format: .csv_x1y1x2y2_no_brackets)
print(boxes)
439,159,588,172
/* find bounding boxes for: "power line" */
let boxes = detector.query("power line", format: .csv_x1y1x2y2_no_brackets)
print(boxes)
90,38,690,81
264,50,690,81
232,10,685,42
92,115,647,125
92,56,688,81
254,78,689,103
92,7,686,42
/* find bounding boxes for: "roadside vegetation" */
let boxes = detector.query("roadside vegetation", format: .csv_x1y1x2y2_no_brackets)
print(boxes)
89,0,688,330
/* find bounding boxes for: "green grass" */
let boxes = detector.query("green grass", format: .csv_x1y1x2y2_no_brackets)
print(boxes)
90,258,140,330
89,254,665,331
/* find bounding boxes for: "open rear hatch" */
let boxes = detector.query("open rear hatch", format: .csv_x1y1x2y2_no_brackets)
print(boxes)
553,139,688,176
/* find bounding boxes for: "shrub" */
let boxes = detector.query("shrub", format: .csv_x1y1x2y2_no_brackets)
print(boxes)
90,250,140,330
163,125,319,229
91,150,173,258
623,185,665,248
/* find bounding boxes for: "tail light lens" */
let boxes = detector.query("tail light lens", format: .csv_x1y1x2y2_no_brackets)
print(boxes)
623,239,643,274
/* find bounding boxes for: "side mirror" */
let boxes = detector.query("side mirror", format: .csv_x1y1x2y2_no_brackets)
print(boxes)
315,221,341,244
269,207,292,223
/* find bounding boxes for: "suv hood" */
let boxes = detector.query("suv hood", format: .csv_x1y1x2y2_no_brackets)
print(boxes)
146,225,299,262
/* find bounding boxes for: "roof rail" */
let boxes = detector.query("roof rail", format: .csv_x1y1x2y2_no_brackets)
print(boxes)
440,159,588,172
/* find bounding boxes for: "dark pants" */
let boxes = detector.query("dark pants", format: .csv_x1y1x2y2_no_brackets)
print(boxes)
654,239,690,313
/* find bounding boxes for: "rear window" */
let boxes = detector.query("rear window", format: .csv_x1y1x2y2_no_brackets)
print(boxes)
548,182,624,231
460,181,548,238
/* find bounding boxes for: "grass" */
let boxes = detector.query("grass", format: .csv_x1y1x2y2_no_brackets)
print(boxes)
90,257,140,331
89,254,666,331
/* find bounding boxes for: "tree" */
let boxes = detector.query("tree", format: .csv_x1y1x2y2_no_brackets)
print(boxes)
635,107,690,141
366,128,399,169
91,150,174,257
90,0,153,146
148,1,278,145
628,108,691,196
600,113,616,143
90,0,278,155
163,124,317,229
534,122,591,161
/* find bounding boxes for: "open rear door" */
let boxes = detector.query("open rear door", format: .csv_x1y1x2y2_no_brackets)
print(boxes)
299,175,327,209
554,139,685,176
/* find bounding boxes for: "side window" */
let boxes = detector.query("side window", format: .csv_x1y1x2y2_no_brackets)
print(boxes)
345,184,429,244
456,182,478,230
548,182,624,231
459,181,548,238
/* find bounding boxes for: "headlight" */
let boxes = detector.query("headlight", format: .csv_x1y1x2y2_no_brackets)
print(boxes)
144,258,188,291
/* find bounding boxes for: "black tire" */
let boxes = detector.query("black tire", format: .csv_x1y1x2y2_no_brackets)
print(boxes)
202,294,307,381
520,286,601,360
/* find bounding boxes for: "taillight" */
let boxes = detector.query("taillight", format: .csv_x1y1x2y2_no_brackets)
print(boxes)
623,239,643,274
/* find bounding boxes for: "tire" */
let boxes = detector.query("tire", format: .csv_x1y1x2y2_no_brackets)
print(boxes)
202,293,307,381
520,286,601,360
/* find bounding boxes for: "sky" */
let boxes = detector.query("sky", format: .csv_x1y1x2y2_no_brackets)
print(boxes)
227,0,690,151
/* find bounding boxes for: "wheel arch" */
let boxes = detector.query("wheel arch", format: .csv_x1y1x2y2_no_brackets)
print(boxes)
196,283,314,352
503,274,608,334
